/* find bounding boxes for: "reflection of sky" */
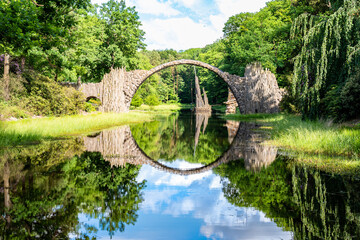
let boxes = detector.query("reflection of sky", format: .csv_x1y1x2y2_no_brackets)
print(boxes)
75,160,293,240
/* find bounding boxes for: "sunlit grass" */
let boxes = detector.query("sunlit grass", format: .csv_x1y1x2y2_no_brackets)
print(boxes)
131,103,191,112
0,112,154,147
283,152,360,175
225,113,360,158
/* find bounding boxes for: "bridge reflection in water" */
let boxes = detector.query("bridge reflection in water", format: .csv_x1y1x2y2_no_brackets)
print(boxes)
83,116,277,174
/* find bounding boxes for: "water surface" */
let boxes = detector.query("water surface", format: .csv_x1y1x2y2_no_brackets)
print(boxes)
1,110,360,239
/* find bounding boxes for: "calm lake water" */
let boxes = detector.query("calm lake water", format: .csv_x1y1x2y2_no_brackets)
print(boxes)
1,110,360,239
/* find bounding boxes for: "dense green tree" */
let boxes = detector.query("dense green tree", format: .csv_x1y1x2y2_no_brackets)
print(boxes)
93,0,145,79
291,0,360,120
222,0,294,87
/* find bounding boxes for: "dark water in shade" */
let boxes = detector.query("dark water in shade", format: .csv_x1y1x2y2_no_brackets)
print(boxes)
1,110,360,239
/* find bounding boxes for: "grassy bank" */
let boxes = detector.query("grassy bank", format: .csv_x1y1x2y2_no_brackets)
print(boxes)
225,113,360,158
0,112,155,147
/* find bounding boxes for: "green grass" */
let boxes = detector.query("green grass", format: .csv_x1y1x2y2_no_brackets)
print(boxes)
284,152,360,175
0,112,155,147
225,113,360,158
132,103,192,112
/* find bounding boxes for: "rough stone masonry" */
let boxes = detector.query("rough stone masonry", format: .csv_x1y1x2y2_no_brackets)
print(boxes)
75,59,282,114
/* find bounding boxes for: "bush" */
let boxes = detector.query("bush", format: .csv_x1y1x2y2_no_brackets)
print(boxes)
20,73,85,116
144,94,160,106
131,93,143,108
85,102,96,112
0,101,30,120
0,74,26,101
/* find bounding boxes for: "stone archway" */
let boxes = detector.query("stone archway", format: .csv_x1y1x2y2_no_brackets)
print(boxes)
127,59,236,111
76,59,283,114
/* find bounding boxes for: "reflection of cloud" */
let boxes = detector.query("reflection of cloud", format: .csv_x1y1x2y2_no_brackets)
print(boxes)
140,189,179,213
209,175,222,189
137,160,211,187
135,160,292,239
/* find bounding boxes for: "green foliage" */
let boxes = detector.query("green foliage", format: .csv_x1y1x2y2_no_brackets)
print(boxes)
339,69,360,120
216,157,296,222
0,101,30,120
0,0,91,80
131,93,143,107
222,0,294,87
144,94,160,106
291,0,360,120
21,74,85,116
130,112,230,164
85,102,96,112
217,156,360,238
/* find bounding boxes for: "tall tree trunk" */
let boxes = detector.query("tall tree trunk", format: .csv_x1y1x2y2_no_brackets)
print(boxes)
3,53,10,101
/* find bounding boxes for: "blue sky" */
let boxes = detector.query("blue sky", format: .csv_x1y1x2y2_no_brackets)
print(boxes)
91,0,269,51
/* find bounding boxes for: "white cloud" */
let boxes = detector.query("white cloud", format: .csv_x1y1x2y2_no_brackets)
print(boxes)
142,17,219,50
173,0,198,8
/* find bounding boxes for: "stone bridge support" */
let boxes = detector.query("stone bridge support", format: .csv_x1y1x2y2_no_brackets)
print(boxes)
76,59,282,114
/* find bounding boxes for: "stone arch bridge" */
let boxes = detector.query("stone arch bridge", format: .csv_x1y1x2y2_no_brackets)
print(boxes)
64,59,282,114
83,120,278,175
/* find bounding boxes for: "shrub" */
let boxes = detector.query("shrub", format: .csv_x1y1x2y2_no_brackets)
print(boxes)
0,101,30,120
20,73,85,116
85,102,96,112
144,94,160,106
131,93,143,108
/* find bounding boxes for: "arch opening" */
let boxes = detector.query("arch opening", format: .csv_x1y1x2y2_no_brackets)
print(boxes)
131,59,238,110
85,96,102,112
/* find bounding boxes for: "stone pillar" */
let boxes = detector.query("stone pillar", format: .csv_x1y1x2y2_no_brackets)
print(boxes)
224,88,238,114
100,68,126,113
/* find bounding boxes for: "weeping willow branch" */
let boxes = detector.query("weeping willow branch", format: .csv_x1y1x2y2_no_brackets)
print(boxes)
291,0,360,120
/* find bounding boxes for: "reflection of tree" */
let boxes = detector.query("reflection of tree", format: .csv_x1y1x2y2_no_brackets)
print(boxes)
0,140,84,239
66,152,145,237
291,167,360,239
130,111,230,165
0,140,145,238
216,156,296,227
216,156,360,239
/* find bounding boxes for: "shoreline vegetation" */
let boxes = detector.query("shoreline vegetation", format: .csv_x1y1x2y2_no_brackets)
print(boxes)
225,113,360,174
0,103,191,148
0,112,157,147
